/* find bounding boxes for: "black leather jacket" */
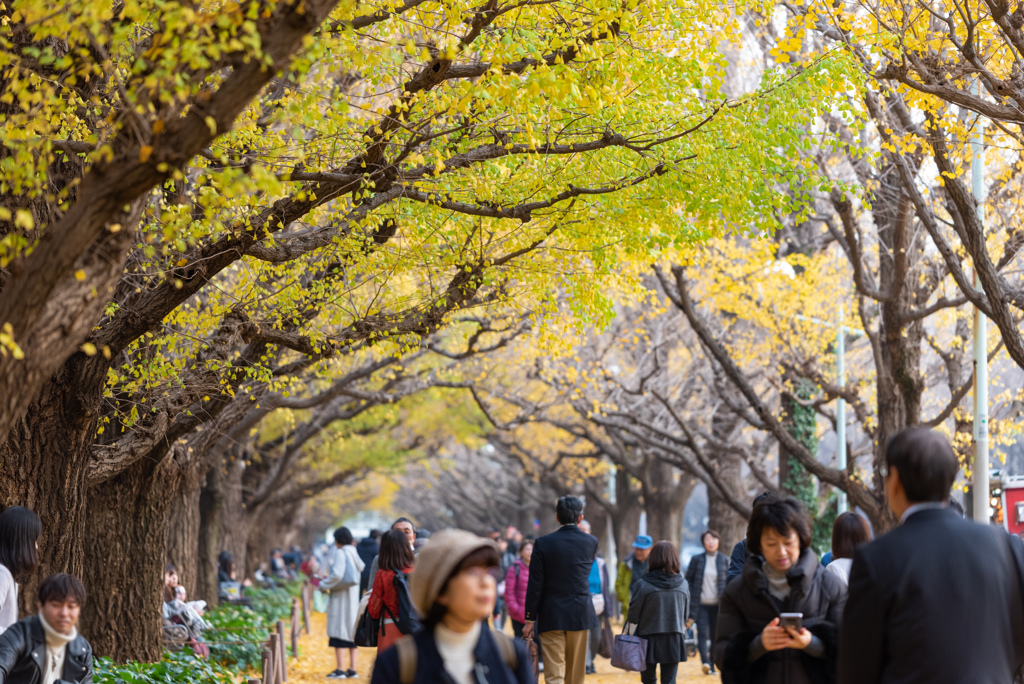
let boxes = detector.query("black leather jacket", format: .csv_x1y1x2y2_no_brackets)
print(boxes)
0,616,93,684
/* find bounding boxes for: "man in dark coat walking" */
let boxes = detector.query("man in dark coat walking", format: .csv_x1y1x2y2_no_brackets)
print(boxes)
524,496,598,684
839,427,1024,684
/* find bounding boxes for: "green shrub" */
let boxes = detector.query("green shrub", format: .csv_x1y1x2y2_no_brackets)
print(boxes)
204,604,270,671
244,585,294,625
95,650,235,684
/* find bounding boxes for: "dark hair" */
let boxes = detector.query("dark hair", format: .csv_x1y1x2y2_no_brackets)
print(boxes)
165,563,178,575
885,427,957,503
0,507,41,581
753,491,779,508
746,498,812,556
39,574,86,607
831,512,871,560
378,529,415,572
556,496,585,525
334,527,353,546
519,539,534,557
424,545,500,628
700,529,720,545
217,551,234,575
369,530,381,540
392,517,416,532
648,541,680,574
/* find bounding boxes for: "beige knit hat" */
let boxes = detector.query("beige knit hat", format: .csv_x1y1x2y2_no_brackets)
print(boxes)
409,529,497,615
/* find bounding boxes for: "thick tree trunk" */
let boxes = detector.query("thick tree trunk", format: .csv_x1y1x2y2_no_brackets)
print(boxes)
641,460,694,546
707,454,745,551
217,458,253,579
81,451,181,661
246,502,299,576
167,469,202,599
197,465,226,606
0,357,107,616
609,467,643,563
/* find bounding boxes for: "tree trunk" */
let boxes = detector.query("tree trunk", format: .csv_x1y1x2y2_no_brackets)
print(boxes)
641,459,694,546
81,450,181,661
167,470,202,599
707,454,745,551
217,458,253,579
197,465,226,606
0,357,107,616
609,467,643,563
246,502,299,576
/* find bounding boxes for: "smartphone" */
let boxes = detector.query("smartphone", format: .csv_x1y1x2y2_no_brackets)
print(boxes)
779,613,803,631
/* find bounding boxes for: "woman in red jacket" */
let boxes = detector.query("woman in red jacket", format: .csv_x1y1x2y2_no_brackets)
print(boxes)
368,529,416,653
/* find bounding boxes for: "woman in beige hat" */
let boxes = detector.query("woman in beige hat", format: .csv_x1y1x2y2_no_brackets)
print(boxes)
369,529,533,684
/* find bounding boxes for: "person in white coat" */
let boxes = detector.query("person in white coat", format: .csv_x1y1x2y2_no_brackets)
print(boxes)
322,527,365,679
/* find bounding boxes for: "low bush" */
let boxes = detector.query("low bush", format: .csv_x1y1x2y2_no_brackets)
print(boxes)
204,603,270,671
95,650,235,684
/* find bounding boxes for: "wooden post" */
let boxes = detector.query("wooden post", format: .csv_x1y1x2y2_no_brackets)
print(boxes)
248,677,261,684
277,620,288,681
291,599,300,659
268,634,280,684
262,645,274,684
302,583,311,635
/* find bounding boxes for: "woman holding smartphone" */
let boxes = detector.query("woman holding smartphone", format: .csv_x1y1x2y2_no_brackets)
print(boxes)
714,498,846,684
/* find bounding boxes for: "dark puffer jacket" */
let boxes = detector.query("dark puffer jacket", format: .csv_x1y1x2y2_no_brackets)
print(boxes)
714,549,845,684
627,571,690,636
0,615,93,684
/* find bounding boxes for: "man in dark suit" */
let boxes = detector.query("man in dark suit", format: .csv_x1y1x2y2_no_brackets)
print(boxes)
838,427,1024,684
524,495,598,684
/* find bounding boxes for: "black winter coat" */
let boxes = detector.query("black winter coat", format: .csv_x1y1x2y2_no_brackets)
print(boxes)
0,616,93,684
714,550,845,684
685,552,728,619
523,525,598,633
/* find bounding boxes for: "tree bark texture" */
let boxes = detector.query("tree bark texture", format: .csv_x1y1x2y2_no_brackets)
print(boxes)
0,356,109,615
704,454,745,548
167,470,202,599
81,451,181,661
197,466,226,608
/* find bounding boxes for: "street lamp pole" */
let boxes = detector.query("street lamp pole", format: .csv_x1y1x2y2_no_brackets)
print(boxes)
972,78,990,524
837,304,847,514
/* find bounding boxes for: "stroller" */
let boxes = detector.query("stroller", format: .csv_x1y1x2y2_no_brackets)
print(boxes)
684,622,699,659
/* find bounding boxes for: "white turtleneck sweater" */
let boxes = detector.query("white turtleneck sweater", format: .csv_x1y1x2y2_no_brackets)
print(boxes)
39,613,77,684
434,620,481,684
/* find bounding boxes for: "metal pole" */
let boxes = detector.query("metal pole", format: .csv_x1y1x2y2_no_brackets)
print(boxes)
971,77,990,524
837,304,848,514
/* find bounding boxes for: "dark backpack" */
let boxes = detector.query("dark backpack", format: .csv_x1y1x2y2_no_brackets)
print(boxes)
391,571,421,635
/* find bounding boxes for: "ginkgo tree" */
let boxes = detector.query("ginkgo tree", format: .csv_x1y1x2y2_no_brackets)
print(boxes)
1,0,859,660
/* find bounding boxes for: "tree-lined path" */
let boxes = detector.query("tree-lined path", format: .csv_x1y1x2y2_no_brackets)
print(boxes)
291,611,717,683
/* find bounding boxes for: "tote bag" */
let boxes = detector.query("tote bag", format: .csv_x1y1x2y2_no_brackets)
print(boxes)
339,549,358,588
611,623,647,672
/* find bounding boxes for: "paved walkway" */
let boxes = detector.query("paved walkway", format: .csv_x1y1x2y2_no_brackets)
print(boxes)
289,612,720,684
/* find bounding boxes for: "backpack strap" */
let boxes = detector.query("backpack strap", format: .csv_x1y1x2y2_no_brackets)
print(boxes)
492,630,518,671
395,636,417,684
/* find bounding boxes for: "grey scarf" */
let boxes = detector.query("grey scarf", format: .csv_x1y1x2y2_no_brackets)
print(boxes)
763,562,791,601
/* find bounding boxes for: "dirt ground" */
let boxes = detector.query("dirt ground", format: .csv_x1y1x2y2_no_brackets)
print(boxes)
289,612,721,683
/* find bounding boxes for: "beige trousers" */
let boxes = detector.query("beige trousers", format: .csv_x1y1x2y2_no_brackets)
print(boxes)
541,629,589,684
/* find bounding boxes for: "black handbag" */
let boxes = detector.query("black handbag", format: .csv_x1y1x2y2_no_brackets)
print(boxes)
354,602,379,647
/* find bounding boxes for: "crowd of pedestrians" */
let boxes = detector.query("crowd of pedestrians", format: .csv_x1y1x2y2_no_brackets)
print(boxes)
4,425,1024,684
